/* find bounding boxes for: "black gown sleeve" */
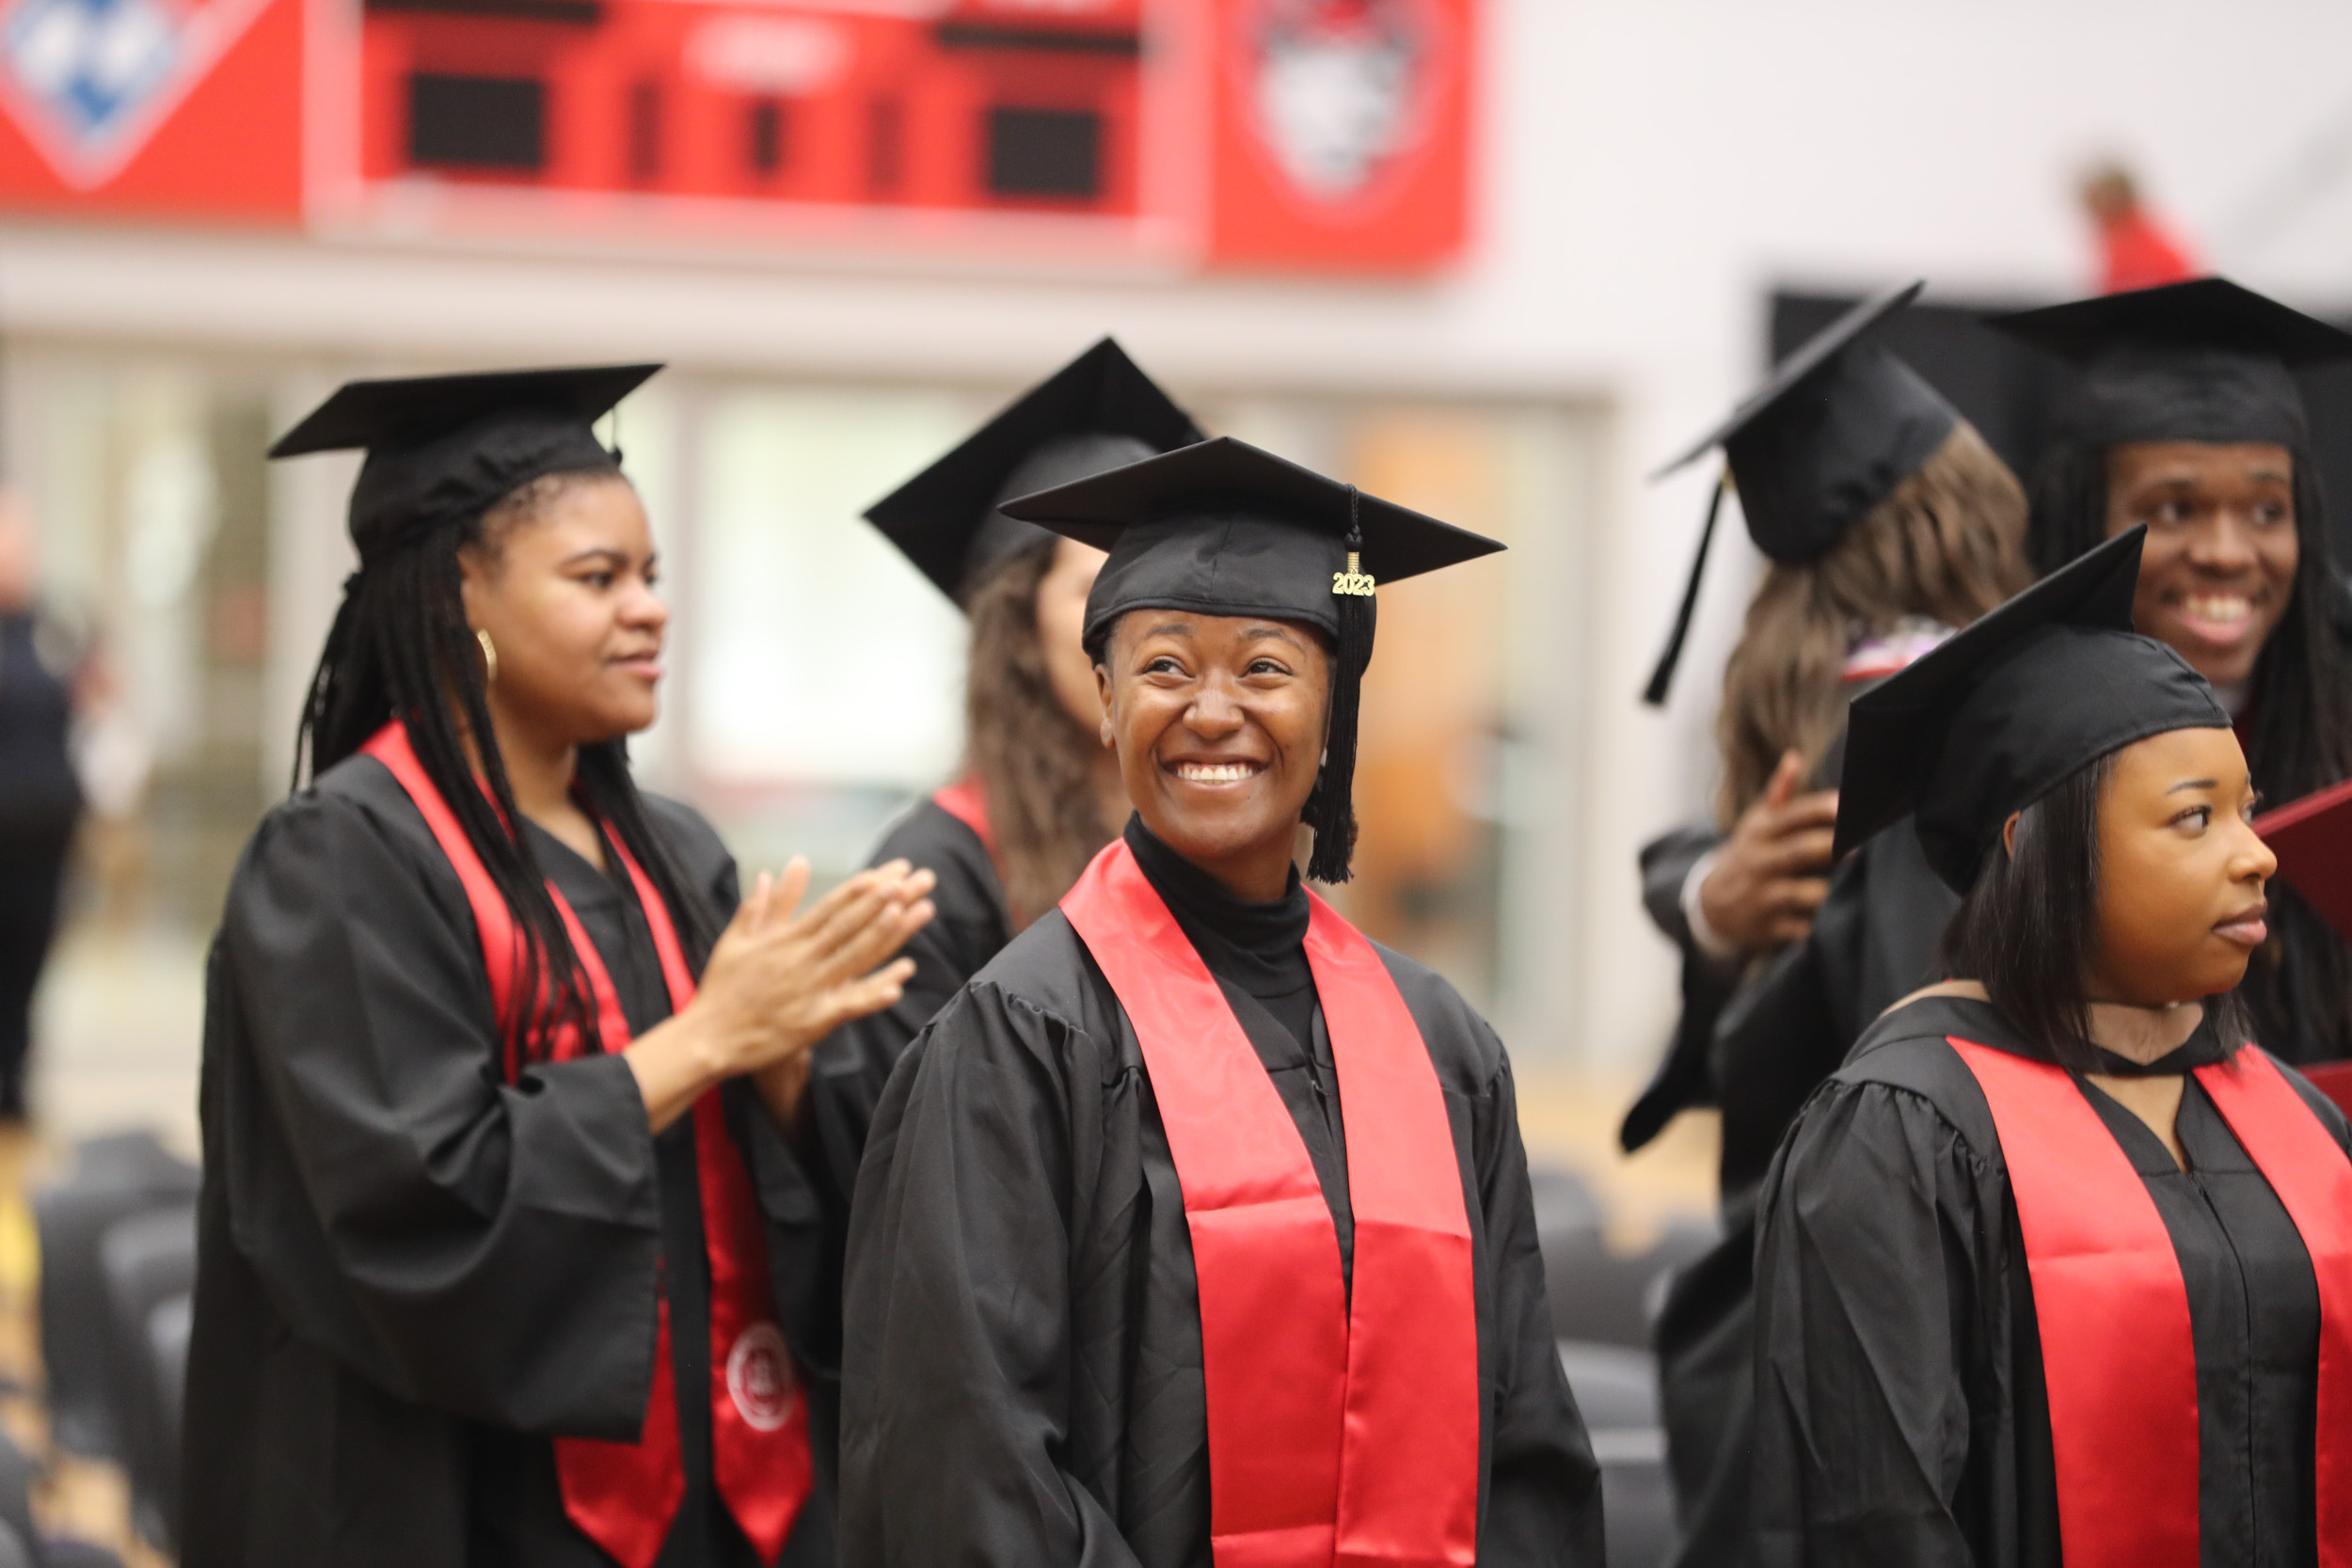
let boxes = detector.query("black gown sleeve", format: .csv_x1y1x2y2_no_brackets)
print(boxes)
1472,1048,1609,1564
839,975,1140,1568
1748,1069,2001,1568
1622,822,1738,1151
216,784,664,1438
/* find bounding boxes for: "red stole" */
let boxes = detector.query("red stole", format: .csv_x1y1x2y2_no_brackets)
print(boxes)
1058,838,1480,1568
1950,1037,2352,1568
362,721,812,1568
930,775,999,864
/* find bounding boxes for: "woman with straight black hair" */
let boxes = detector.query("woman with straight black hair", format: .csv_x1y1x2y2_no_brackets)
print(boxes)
1749,527,2352,1568
183,366,934,1568
1994,277,2352,1064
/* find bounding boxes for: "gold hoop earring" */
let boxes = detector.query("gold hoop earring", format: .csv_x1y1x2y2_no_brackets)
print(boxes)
475,627,499,686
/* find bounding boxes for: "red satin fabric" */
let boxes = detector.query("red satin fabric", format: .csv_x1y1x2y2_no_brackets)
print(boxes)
930,778,1000,864
363,721,810,1568
1952,1037,2352,1568
1059,840,1479,1568
1952,1037,2200,1568
2194,1049,2352,1568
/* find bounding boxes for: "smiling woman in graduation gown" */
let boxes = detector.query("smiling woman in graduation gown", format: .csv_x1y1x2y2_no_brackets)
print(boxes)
1992,278,2352,1065
1750,527,2352,1567
806,341,1201,1181
839,437,1603,1567
181,367,934,1568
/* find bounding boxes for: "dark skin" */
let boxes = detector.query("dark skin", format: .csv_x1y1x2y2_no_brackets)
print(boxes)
1093,609,1332,902
2103,441,2297,690
1697,750,1838,952
455,476,937,1134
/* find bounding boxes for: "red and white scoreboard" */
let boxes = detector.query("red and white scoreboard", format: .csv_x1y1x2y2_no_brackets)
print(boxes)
0,0,1474,274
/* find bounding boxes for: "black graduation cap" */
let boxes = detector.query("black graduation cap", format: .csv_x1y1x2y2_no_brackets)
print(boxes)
862,338,1203,604
1644,280,1959,705
1990,277,2352,449
1836,525,2230,892
1003,435,1504,883
270,364,660,562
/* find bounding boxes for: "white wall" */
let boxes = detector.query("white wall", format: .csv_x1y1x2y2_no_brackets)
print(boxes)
11,0,2352,1069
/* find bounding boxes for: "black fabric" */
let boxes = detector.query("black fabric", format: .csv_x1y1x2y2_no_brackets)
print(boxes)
268,365,655,562
839,851,1602,1566
1838,526,2230,889
182,754,847,1568
862,339,1203,603
0,606,84,1118
0,830,70,1120
1000,436,1503,653
1991,277,2352,451
1749,991,2350,1568
1619,824,1733,1152
1649,815,1956,1568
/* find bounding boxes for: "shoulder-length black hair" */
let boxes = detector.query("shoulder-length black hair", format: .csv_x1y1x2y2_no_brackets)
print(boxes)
1942,751,2248,1072
2027,439,2352,1060
293,468,716,1069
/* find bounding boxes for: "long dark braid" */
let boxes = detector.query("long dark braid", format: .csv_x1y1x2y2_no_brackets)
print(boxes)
2027,441,2352,1060
294,470,715,1067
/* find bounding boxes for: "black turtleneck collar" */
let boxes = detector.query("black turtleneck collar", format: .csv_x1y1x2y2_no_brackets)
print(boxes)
1123,815,1307,958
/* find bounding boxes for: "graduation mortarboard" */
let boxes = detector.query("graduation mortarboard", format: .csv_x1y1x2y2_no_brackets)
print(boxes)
1990,276,2352,450
1644,280,1960,705
1002,434,1504,884
270,363,659,563
863,338,1203,604
1836,525,2230,892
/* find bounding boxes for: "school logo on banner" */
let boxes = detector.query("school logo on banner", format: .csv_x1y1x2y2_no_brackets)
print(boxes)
1246,0,1433,203
0,0,271,188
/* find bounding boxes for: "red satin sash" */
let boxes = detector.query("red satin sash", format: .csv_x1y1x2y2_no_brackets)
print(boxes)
1951,1037,2352,1568
930,777,999,864
363,721,812,1568
1058,839,1479,1568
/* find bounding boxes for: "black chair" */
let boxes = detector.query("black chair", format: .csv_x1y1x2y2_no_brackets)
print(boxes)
1557,1340,1677,1568
97,1206,195,1552
145,1295,190,1464
1545,1207,1724,1350
33,1132,198,1459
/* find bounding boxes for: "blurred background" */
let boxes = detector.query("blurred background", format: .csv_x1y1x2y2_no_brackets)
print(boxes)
0,0,2350,1559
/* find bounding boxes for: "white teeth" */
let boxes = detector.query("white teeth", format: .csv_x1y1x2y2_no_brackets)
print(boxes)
2183,594,2251,625
1175,762,1257,783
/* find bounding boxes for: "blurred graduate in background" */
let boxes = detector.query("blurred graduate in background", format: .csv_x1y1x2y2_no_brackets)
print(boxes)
809,340,1202,1184
1996,277,2352,1065
842,437,1602,1566
1627,283,2031,1565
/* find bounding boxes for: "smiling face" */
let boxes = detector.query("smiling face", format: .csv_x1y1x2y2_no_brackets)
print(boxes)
1095,609,1331,900
2086,724,2277,1006
459,475,668,751
2104,441,2297,689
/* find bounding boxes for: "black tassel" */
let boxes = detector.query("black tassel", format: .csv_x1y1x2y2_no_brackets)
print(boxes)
1641,472,1728,707
1308,489,1375,883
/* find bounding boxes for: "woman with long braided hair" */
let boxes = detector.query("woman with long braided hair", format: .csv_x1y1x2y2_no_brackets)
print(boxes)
182,365,934,1568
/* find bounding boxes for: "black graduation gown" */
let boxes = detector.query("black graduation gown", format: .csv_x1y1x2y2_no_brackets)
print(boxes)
1751,992,2349,1568
838,820,1604,1568
183,752,852,1568
802,797,1010,1203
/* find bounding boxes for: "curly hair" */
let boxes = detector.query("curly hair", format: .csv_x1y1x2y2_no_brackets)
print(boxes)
961,544,1118,928
1716,420,2032,824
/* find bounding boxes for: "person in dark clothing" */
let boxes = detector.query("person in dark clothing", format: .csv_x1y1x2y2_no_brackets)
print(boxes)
1752,525,2352,1567
183,365,935,1568
1627,284,2031,1565
841,437,1603,1567
0,499,85,1120
1994,276,2352,1066
809,341,1202,1182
